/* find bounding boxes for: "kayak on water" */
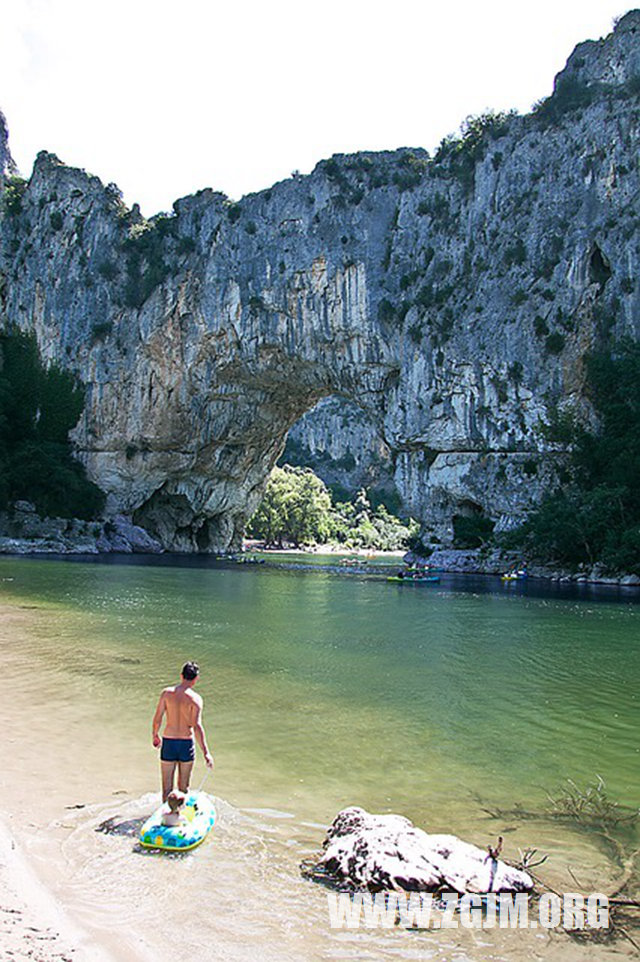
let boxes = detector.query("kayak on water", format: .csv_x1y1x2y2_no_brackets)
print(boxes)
501,570,528,582
387,575,440,584
139,791,216,852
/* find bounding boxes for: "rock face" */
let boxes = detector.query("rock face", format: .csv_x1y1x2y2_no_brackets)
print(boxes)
307,807,533,893
0,502,163,555
281,396,395,499
1,15,639,551
0,110,15,184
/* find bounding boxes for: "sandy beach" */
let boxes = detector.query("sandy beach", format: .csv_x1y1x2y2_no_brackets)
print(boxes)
0,815,116,962
244,541,406,557
0,602,118,962
0,599,163,962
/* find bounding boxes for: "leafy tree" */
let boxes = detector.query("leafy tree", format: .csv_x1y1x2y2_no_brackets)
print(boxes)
248,465,333,547
0,331,105,519
249,468,419,550
505,340,640,572
284,467,334,546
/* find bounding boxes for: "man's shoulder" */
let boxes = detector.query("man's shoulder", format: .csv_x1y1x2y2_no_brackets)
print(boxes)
188,689,203,706
162,685,177,696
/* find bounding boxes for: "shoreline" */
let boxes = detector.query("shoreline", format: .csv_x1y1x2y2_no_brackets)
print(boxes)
2,505,638,586
0,810,116,962
413,547,640,589
0,600,145,962
249,543,405,558
1,541,639,589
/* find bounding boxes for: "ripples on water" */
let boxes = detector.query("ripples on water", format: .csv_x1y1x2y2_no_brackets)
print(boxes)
1,555,639,961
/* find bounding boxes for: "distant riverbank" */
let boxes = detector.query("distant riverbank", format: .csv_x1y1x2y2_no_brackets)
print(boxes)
3,515,640,588
246,541,405,558
412,547,640,588
254,542,640,586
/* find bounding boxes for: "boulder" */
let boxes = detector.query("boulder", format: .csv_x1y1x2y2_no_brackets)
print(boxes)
620,574,640,586
13,501,37,514
308,806,533,894
104,516,163,554
96,532,132,553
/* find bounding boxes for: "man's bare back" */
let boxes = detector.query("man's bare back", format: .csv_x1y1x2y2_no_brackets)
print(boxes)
152,661,213,801
160,685,201,739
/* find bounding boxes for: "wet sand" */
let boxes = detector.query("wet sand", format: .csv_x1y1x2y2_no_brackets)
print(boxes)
0,815,117,962
0,602,159,960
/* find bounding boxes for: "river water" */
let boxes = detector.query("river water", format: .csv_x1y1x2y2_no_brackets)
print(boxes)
1,554,638,960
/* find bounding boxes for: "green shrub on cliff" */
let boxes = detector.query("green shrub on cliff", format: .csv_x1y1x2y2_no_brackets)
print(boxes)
122,215,179,308
545,332,565,354
1,175,27,216
505,340,640,572
532,76,599,128
434,111,514,193
0,331,105,519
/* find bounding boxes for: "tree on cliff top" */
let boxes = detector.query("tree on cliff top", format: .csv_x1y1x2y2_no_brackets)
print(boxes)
0,331,105,519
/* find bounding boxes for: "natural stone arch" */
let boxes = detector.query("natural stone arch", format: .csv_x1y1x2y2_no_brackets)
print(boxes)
4,16,638,553
78,261,398,553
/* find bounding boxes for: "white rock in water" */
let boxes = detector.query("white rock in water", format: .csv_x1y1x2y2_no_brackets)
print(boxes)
314,807,533,893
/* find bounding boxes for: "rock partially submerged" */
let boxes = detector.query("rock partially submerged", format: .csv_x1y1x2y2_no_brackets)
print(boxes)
307,807,533,894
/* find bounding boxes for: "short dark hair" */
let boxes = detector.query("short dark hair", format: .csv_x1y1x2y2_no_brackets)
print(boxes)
182,661,199,681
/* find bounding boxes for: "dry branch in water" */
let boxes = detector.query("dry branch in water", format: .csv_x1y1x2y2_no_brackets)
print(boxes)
477,777,640,947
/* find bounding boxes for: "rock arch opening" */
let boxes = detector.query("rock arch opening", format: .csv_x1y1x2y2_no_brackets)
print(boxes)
278,396,396,506
129,379,340,553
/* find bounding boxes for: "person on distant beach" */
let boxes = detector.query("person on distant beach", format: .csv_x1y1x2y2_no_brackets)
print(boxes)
152,661,214,801
161,789,187,826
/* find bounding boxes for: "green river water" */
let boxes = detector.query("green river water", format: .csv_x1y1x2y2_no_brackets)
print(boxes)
1,554,638,961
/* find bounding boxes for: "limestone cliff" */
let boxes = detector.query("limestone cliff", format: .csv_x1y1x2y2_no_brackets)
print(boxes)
1,13,639,551
281,397,395,502
0,110,15,185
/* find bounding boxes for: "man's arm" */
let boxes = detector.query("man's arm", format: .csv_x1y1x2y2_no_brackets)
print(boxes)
193,700,214,768
152,691,166,748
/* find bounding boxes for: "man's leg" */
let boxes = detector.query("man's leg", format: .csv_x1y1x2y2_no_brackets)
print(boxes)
177,761,194,794
161,761,176,802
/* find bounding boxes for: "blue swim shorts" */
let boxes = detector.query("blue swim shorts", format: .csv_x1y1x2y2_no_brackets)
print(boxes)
160,737,195,763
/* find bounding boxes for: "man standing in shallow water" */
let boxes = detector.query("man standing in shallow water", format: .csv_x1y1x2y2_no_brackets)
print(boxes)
152,661,214,801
